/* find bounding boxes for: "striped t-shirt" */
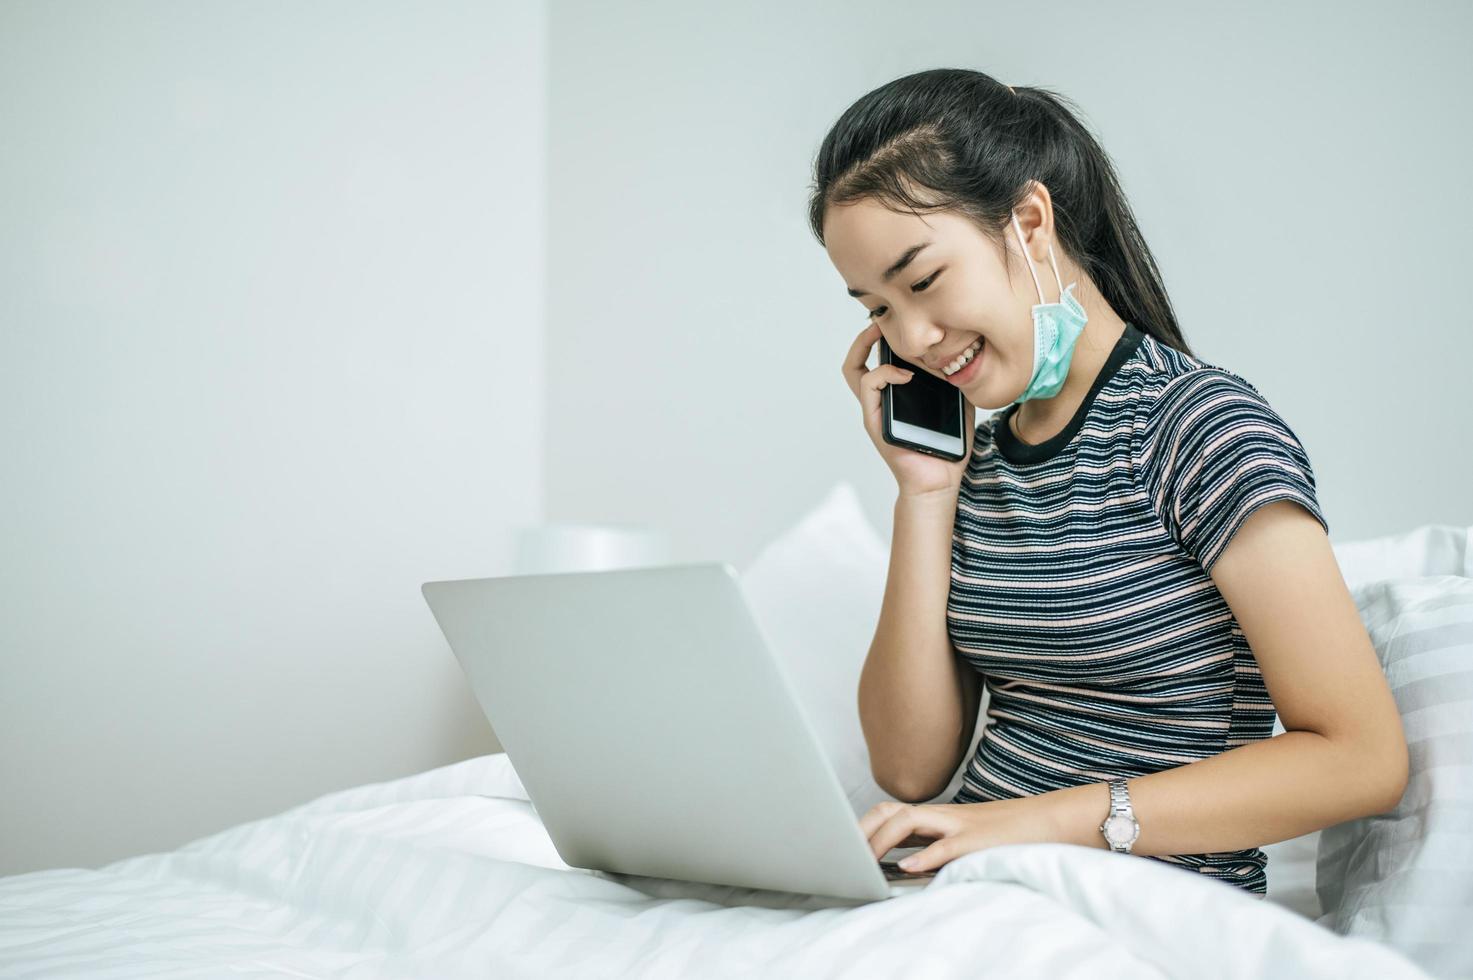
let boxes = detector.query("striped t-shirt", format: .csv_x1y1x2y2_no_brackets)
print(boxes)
946,321,1329,896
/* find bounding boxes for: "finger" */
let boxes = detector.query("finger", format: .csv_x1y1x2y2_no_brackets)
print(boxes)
866,801,960,854
895,836,954,874
869,807,923,860
866,364,915,390
846,321,881,372
859,802,933,848
868,805,955,861
858,800,907,839
858,364,914,419
842,321,882,395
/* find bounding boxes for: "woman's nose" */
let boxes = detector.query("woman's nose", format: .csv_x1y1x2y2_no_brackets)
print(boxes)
895,320,942,364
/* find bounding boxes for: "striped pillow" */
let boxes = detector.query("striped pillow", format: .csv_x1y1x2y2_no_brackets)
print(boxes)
1315,574,1473,980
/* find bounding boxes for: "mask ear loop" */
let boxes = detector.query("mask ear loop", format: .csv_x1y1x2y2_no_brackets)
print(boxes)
1044,242,1067,301
1011,211,1046,304
1011,211,1068,304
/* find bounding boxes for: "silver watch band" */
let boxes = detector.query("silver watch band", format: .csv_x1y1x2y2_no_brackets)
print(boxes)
1101,778,1138,854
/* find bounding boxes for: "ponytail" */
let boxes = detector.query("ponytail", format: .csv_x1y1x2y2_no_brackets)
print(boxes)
807,68,1196,358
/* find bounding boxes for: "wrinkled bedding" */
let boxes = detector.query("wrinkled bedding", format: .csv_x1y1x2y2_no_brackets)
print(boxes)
0,753,1431,979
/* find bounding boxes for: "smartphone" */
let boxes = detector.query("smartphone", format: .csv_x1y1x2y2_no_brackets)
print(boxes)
878,336,967,461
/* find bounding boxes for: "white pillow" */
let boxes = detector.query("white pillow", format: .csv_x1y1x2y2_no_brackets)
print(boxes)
736,481,901,817
1331,524,1472,590
738,481,987,816
1264,524,1472,919
1314,574,1473,980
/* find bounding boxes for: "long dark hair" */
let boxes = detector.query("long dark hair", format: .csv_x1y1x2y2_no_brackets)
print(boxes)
807,68,1195,358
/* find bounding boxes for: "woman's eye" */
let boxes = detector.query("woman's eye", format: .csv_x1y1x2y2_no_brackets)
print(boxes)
867,271,940,320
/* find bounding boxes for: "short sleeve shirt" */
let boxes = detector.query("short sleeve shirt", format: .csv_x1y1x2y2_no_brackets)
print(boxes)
947,322,1329,896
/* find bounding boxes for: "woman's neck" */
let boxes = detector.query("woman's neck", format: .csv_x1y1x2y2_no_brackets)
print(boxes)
1010,301,1128,444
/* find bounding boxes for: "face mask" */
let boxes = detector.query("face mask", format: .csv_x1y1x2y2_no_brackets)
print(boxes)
1009,210,1088,405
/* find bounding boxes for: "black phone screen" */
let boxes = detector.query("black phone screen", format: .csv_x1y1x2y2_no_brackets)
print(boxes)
883,340,962,436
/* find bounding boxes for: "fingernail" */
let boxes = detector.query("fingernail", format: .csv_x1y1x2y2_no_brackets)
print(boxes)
901,370,914,378
898,857,916,869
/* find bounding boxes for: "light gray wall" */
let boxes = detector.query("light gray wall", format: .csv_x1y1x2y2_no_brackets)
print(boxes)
0,1,542,876
545,0,1472,560
4,0,1469,880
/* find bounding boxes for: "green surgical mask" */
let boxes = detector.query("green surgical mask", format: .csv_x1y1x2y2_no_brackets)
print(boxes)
1010,210,1088,405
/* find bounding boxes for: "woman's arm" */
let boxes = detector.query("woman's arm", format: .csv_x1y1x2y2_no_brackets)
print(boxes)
859,490,977,802
863,501,1410,871
1043,500,1410,854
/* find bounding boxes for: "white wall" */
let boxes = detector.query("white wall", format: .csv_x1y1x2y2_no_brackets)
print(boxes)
0,0,543,876
544,0,1472,560
5,0,1470,880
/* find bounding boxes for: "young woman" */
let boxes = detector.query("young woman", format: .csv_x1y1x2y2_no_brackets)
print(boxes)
816,68,1408,896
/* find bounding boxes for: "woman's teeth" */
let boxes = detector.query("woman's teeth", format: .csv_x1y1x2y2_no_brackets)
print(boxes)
943,339,984,376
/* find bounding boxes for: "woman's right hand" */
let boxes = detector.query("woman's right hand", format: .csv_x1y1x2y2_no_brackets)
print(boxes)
843,321,976,499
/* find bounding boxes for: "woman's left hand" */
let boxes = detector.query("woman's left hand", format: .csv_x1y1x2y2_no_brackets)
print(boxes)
860,796,1057,874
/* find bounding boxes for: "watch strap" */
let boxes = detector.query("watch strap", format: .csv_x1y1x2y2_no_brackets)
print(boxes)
1109,778,1131,816
1100,778,1137,853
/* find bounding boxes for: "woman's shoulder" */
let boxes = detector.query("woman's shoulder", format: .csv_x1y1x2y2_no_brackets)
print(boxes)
1126,331,1285,433
1126,335,1327,569
1129,328,1243,388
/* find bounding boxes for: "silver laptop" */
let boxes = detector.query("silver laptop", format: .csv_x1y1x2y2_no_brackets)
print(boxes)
420,560,937,903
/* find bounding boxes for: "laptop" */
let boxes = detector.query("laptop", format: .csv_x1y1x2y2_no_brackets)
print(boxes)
420,560,939,903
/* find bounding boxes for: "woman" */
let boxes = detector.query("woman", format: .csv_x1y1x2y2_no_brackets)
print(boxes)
816,68,1408,896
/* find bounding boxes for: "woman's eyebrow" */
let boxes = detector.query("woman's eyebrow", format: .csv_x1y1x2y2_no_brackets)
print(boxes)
846,242,932,298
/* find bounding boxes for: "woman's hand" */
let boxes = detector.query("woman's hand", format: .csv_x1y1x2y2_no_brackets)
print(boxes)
859,796,1057,874
842,320,975,499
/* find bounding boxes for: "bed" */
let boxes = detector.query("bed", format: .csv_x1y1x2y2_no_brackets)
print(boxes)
2,487,1468,979
0,750,1430,979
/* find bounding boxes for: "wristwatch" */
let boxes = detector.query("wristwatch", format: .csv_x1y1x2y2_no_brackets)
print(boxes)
1099,778,1140,853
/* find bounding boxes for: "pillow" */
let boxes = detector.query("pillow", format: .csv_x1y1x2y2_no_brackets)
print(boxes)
737,481,988,816
1263,524,1470,919
1331,524,1471,590
736,481,900,817
1314,574,1473,980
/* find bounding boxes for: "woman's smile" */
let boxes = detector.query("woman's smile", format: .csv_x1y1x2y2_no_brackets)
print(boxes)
941,339,985,385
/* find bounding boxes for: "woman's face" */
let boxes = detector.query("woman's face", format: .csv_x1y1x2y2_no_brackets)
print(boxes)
824,198,1050,407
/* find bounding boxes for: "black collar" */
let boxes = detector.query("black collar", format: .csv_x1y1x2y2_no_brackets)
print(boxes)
993,322,1145,465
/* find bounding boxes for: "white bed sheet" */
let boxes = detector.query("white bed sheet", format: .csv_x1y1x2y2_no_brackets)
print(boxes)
0,753,1430,979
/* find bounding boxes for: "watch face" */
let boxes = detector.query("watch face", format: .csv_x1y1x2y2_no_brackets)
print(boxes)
1104,815,1136,842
